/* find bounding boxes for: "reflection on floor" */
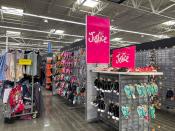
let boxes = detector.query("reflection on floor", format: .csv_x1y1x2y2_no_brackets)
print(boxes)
0,90,174,131
0,90,114,131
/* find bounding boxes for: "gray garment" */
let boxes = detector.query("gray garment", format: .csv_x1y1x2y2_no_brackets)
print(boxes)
26,53,32,75
26,52,37,76
37,54,42,76
32,53,38,76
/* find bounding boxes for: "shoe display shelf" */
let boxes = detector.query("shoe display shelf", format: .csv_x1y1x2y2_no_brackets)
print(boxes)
86,67,163,131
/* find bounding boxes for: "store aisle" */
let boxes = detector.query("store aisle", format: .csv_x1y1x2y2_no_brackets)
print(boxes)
154,110,175,131
0,90,115,131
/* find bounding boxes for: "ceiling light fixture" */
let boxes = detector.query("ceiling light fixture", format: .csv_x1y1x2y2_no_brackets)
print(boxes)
1,6,23,16
74,38,83,42
49,29,64,35
43,42,49,45
156,35,170,39
6,30,21,37
162,20,175,26
111,37,123,41
55,30,64,34
77,0,99,8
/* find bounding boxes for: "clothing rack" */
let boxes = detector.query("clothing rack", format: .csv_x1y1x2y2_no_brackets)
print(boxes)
2,49,38,121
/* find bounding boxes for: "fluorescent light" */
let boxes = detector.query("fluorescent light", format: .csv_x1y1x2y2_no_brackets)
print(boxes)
156,35,170,39
1,6,23,16
43,42,48,45
9,43,20,46
111,37,123,41
77,0,99,8
6,30,21,37
55,30,64,34
162,20,175,26
49,29,64,35
49,29,56,34
74,39,82,42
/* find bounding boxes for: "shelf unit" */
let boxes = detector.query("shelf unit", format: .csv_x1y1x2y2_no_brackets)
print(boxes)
91,70,163,76
87,68,163,131
45,53,53,90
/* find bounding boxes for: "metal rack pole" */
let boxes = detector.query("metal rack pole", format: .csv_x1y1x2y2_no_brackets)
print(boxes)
14,49,17,86
31,50,34,113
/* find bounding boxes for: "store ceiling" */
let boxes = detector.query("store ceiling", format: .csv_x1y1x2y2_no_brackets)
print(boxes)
0,0,175,51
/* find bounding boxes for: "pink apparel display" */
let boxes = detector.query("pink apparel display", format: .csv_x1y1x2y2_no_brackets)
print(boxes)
86,15,110,64
112,46,136,68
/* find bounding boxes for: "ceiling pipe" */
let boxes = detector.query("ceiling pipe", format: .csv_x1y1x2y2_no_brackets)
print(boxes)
0,35,72,43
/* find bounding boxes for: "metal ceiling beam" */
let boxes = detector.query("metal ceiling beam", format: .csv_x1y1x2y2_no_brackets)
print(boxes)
121,0,175,20
158,3,175,13
91,1,109,15
148,0,156,13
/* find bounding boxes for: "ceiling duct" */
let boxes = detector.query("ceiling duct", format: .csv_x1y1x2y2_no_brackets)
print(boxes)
107,0,127,4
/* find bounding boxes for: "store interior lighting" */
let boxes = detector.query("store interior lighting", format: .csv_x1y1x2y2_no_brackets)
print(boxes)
55,30,64,34
111,37,123,41
157,35,170,39
43,42,49,45
74,38,83,42
1,6,23,16
162,20,175,26
44,19,48,23
6,30,21,37
49,29,64,35
77,0,99,8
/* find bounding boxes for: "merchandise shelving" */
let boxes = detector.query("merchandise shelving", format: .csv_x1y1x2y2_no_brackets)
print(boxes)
45,53,53,90
87,68,163,131
55,41,86,105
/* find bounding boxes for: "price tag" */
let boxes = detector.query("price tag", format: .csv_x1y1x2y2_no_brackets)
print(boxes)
19,59,32,65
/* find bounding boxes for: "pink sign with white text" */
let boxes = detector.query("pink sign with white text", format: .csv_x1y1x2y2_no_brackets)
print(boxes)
86,16,110,64
112,46,136,68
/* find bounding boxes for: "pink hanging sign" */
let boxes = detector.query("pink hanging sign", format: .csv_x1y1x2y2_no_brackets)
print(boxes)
112,46,136,68
86,16,110,64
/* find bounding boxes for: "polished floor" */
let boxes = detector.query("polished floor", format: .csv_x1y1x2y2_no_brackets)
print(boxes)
0,91,114,131
0,91,175,131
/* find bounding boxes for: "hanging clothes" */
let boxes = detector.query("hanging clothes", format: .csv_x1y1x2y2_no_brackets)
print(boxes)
16,51,24,81
5,53,15,81
0,53,6,80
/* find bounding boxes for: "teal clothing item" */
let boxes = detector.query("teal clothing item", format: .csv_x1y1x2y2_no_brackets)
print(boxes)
137,106,147,118
141,85,147,97
121,106,130,119
136,84,147,97
136,84,143,97
76,86,81,94
130,85,136,98
124,85,132,98
146,84,153,96
152,83,158,96
63,90,67,96
149,106,155,119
